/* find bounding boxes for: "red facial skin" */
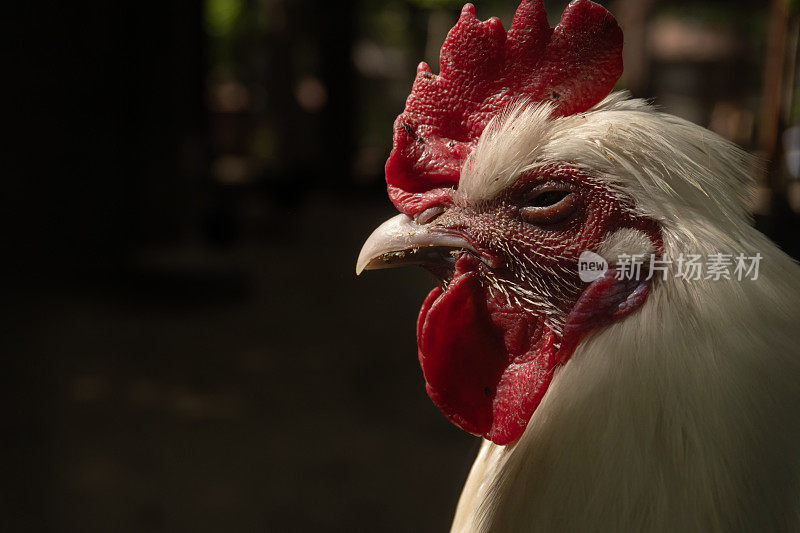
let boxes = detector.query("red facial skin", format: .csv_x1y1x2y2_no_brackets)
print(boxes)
415,169,661,445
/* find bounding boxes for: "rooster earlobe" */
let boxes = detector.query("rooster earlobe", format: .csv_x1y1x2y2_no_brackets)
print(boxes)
556,271,650,364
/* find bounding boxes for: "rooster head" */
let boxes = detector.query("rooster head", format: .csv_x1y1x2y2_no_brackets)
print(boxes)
357,0,666,445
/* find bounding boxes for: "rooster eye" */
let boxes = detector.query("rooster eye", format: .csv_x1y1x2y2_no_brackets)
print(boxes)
520,189,578,225
527,190,570,207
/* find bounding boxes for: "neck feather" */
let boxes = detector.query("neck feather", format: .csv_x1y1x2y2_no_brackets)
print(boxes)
453,227,800,532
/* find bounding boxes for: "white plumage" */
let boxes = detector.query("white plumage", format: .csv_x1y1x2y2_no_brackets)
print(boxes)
450,93,800,532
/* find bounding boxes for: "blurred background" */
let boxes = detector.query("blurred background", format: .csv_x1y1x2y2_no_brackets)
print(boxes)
4,0,800,531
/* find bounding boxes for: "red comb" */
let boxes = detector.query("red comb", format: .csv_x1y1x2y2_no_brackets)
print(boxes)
385,0,623,214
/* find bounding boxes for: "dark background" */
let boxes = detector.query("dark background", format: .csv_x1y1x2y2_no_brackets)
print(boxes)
4,1,800,531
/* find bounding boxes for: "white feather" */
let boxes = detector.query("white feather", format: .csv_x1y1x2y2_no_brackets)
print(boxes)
450,93,800,532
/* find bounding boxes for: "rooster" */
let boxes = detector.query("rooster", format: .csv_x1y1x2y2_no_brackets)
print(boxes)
356,1,800,531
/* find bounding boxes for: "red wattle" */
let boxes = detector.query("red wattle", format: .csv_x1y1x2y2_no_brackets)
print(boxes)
417,257,558,445
416,256,652,445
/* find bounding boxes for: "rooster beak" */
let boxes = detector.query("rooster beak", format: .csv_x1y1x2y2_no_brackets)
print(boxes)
356,213,472,275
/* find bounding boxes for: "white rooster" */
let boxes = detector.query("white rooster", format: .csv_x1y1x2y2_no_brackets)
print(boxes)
357,1,800,531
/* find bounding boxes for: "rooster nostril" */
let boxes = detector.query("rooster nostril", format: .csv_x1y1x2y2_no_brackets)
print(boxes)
417,206,445,225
